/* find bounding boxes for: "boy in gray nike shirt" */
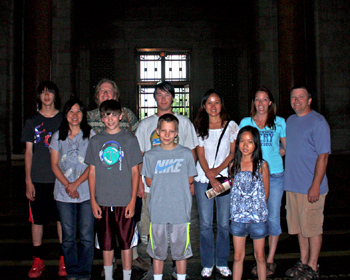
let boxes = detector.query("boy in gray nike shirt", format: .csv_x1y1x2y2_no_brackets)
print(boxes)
141,114,197,280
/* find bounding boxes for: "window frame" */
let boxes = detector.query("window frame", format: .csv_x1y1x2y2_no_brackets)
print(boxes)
136,49,192,120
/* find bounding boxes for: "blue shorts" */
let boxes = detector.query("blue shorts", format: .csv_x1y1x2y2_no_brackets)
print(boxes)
230,221,268,240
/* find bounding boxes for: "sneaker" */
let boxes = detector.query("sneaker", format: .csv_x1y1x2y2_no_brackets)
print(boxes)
141,265,154,280
171,266,192,279
132,256,151,271
141,234,149,245
215,266,232,277
28,257,45,278
58,255,67,277
201,267,214,278
285,260,307,277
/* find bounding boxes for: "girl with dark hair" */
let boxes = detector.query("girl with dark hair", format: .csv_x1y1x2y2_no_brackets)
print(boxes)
229,126,270,280
193,89,239,278
239,87,286,277
50,99,95,280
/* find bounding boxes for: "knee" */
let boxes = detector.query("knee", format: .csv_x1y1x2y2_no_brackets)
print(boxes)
217,220,230,230
200,220,213,231
254,252,265,264
233,252,245,263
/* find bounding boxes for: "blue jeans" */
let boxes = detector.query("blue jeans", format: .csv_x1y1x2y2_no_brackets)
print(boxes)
56,200,95,279
195,181,231,268
267,172,284,236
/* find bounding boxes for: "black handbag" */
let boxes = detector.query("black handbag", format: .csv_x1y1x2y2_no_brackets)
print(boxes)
206,120,232,198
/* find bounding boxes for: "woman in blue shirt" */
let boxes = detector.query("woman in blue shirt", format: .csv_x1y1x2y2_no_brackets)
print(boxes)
239,87,286,277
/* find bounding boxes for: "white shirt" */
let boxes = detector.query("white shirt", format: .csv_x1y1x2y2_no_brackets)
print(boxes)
195,120,239,183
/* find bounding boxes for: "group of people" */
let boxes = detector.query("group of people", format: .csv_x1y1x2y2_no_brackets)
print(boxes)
22,78,330,280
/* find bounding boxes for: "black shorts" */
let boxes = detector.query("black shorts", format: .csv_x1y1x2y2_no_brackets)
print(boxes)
29,183,59,225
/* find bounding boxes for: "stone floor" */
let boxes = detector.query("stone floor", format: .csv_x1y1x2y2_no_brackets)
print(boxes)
0,153,349,279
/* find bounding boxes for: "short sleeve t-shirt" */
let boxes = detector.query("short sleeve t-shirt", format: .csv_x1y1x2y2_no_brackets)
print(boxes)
284,110,331,195
141,145,197,224
239,116,286,174
21,112,62,183
50,130,95,203
85,130,143,207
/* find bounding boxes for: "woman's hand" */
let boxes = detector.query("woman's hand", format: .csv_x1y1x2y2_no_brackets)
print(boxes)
205,167,220,180
209,178,224,193
65,182,79,199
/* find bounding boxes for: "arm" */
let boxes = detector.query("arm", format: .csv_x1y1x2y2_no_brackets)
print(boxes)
137,152,145,199
189,176,195,195
51,149,69,186
191,148,197,162
24,142,35,201
262,161,270,201
280,137,286,157
88,165,102,219
206,140,236,179
65,167,90,199
145,177,152,187
125,165,140,218
196,145,222,192
308,153,329,203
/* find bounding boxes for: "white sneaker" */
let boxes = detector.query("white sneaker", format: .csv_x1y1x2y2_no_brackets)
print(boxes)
201,267,214,278
216,266,232,277
141,234,149,244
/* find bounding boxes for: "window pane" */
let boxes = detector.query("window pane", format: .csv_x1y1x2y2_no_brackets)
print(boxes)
138,87,157,119
165,55,187,81
140,55,161,81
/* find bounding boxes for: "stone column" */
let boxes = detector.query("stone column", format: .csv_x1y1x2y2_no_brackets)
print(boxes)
277,0,307,118
23,0,52,119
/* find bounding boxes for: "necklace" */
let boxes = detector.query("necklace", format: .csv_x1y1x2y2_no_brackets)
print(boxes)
254,117,266,129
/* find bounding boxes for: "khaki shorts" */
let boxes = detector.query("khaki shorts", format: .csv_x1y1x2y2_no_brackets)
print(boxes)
286,191,327,238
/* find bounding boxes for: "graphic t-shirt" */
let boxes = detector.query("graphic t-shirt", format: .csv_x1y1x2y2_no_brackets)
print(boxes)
239,116,286,174
21,112,62,183
50,130,95,203
135,113,198,193
141,145,197,224
85,130,143,207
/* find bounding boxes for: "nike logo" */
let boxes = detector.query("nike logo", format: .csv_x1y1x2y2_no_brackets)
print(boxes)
155,159,184,174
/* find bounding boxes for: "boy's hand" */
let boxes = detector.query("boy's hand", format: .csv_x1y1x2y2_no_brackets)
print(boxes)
190,182,195,195
137,179,145,199
26,182,36,201
91,201,102,219
125,202,135,219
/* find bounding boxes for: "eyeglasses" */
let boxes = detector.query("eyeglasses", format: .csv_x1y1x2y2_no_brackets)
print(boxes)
99,89,114,94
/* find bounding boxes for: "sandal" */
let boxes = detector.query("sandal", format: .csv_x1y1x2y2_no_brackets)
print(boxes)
251,263,257,276
295,264,320,280
286,260,307,277
266,263,277,277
